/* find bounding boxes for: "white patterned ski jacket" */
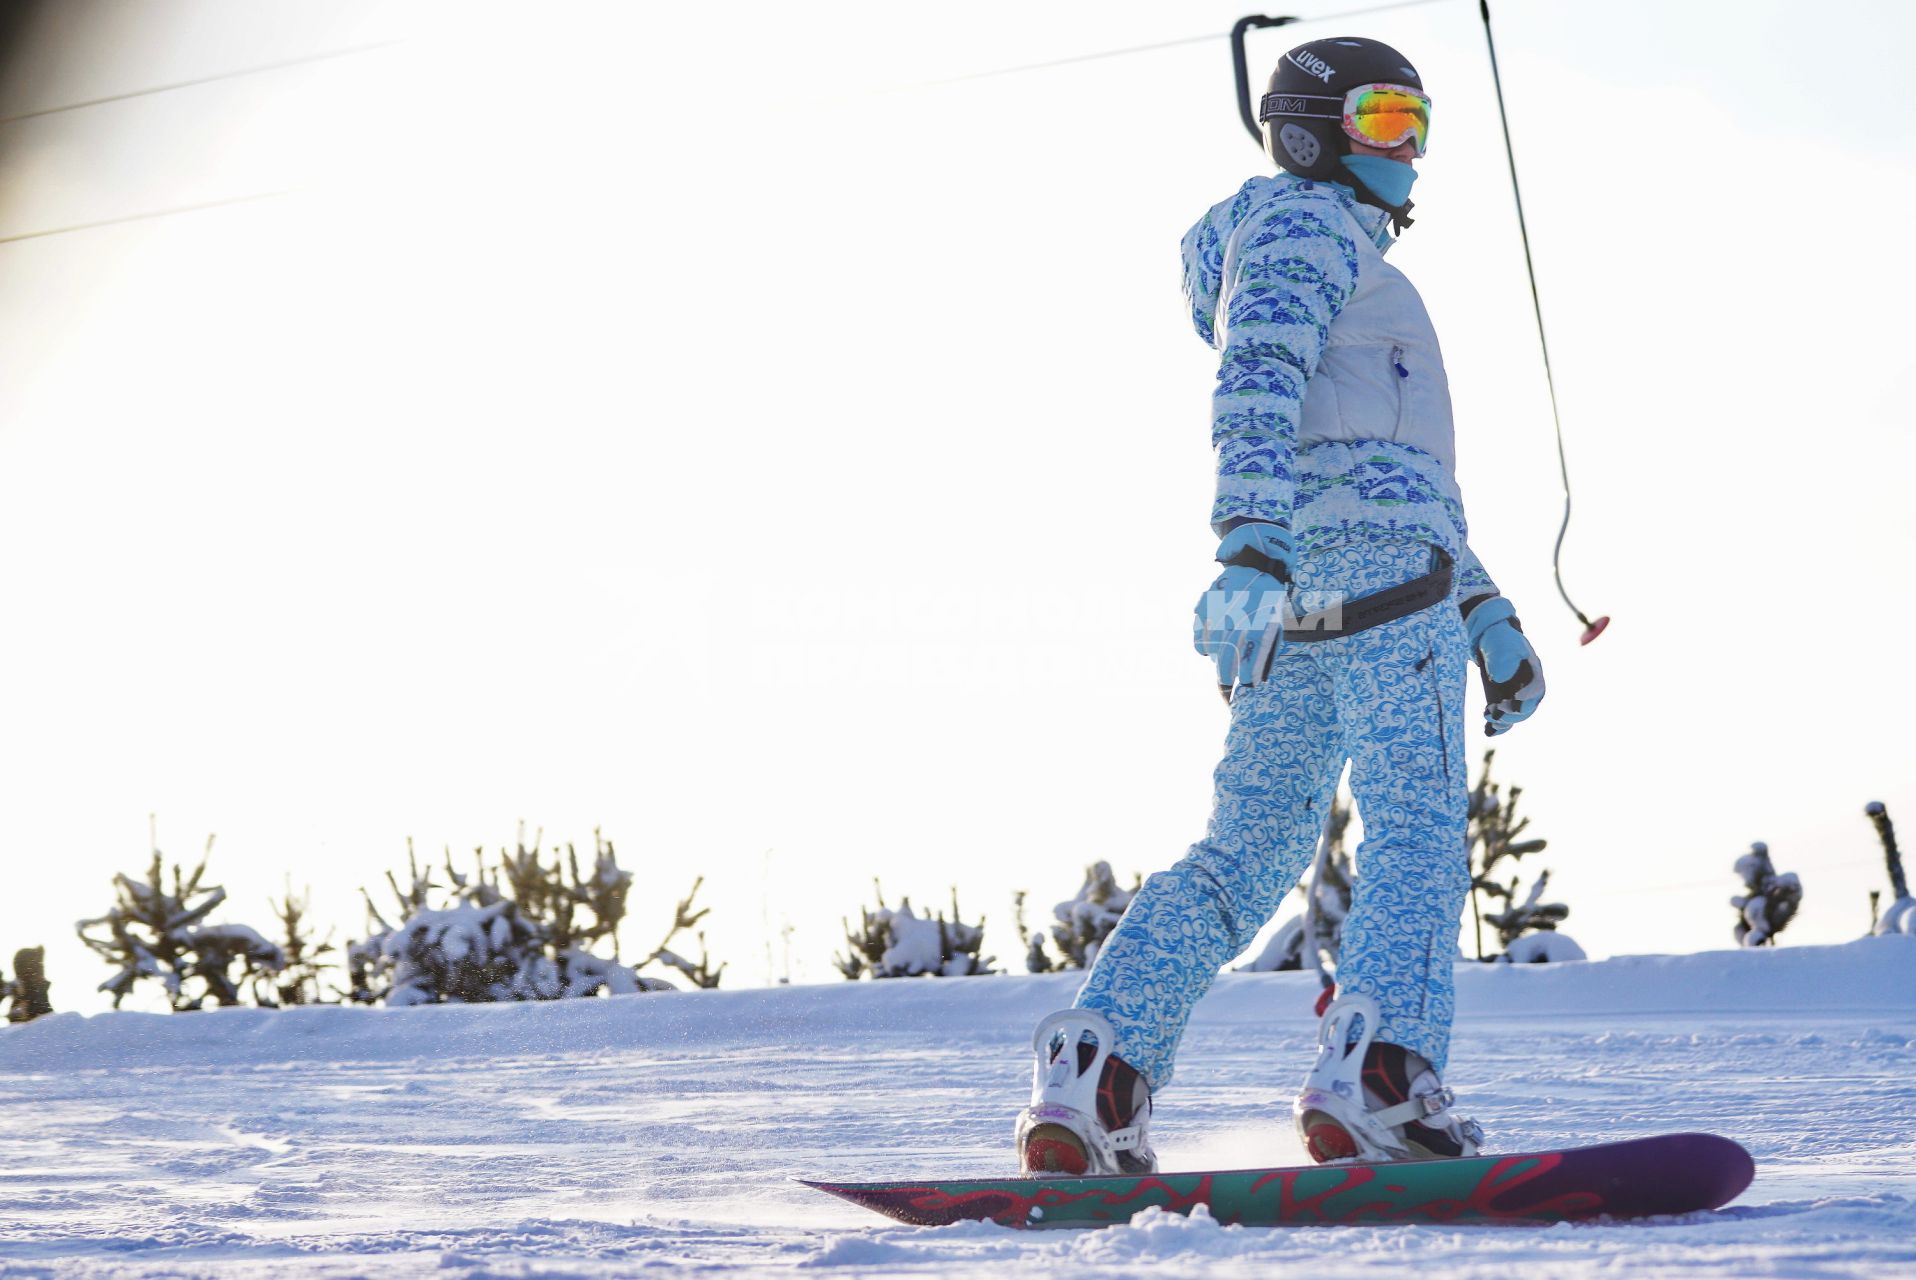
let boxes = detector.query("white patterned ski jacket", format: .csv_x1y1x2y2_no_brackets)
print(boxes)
1181,172,1498,597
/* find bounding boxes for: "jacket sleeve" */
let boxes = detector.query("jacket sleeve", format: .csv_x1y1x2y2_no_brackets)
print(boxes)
1209,200,1362,535
1457,541,1500,600
1456,542,1506,636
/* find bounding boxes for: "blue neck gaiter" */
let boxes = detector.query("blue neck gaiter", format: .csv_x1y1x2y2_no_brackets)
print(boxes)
1339,154,1418,208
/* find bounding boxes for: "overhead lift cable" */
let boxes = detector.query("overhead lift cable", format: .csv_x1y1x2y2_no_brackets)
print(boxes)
0,188,294,245
1476,0,1609,644
855,0,1450,98
0,39,406,126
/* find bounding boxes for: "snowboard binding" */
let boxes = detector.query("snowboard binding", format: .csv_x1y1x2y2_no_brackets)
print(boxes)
1293,993,1484,1163
1015,1009,1155,1177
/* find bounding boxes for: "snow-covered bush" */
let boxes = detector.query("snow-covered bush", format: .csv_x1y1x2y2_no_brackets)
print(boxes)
1484,870,1572,950
76,836,286,1010
1242,787,1354,975
1866,801,1915,935
376,897,568,1006
1022,862,1140,971
1731,841,1803,947
346,829,719,1006
837,884,994,979
1468,750,1582,962
4,946,54,1024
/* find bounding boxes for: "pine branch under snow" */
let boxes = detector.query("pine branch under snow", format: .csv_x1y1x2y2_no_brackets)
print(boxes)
1731,842,1803,947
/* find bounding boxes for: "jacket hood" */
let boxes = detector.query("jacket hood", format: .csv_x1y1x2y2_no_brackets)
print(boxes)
1181,173,1393,347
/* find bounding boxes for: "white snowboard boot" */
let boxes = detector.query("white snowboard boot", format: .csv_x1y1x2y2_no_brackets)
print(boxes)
1292,993,1484,1163
1014,1009,1156,1176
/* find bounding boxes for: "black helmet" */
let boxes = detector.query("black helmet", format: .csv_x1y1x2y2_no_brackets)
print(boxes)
1258,36,1426,228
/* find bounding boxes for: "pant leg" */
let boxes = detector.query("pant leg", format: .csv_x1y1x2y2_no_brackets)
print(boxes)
1073,643,1344,1092
1316,542,1473,1073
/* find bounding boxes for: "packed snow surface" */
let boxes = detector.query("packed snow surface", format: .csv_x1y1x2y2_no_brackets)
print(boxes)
2,938,1914,1278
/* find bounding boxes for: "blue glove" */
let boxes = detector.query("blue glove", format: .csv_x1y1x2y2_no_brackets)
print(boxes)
1193,523,1294,702
1463,596,1545,736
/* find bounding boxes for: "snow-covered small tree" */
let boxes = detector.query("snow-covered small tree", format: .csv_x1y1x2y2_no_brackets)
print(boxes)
496,827,631,958
76,832,286,1011
642,875,725,990
4,946,54,1024
342,844,438,1004
1731,841,1802,947
1023,862,1140,971
836,883,994,979
1867,801,1915,936
1013,891,1054,974
259,886,334,1007
491,826,714,987
1489,873,1587,962
1485,870,1572,949
1467,750,1581,962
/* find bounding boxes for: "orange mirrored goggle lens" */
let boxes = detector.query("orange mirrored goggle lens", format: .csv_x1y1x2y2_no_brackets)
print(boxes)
1344,86,1430,155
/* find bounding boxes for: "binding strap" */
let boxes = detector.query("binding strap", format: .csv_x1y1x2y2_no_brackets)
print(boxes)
1369,1087,1457,1130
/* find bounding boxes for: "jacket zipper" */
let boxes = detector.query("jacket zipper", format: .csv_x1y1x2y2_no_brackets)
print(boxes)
1390,345,1409,437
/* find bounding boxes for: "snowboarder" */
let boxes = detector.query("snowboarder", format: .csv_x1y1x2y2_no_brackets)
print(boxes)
1016,36,1546,1175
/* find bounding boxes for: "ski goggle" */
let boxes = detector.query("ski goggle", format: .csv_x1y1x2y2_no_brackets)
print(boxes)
1259,82,1432,157
1344,83,1431,155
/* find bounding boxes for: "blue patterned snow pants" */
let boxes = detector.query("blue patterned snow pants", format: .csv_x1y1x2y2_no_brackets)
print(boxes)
1076,538,1472,1090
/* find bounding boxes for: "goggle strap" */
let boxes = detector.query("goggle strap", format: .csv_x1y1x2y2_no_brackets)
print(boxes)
1258,92,1343,123
1260,86,1427,121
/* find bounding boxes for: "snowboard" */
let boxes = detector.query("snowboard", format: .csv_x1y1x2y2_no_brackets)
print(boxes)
802,1132,1754,1229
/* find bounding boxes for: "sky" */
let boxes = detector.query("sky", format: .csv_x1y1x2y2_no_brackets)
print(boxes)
0,0,1912,1013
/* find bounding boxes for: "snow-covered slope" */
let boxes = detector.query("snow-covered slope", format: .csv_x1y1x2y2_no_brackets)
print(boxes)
2,938,1913,1278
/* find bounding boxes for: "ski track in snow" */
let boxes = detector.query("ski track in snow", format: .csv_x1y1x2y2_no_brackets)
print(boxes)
0,940,1913,1278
